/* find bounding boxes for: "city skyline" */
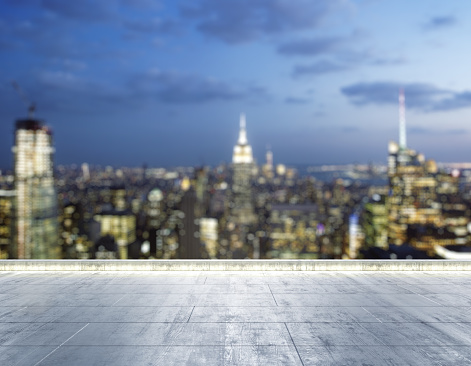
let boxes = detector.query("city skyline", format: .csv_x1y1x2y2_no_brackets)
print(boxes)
2,0,471,170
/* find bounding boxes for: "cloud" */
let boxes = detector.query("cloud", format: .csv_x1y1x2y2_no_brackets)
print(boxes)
370,57,406,66
123,18,180,34
38,70,80,88
409,127,467,135
278,36,343,56
285,97,311,104
129,69,268,104
278,29,369,57
293,60,348,77
40,0,114,22
341,81,471,112
180,0,346,43
424,16,457,30
342,82,445,109
280,30,404,77
290,54,403,78
8,69,124,116
3,0,40,6
433,91,471,111
119,0,161,10
15,65,270,116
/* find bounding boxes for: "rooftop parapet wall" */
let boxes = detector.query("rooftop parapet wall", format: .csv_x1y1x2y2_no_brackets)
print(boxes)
1,259,471,271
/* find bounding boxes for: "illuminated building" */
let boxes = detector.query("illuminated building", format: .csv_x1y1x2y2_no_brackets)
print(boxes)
59,202,92,259
110,185,126,211
387,141,441,247
348,213,364,259
361,195,388,253
94,210,136,259
385,90,468,254
231,114,256,224
12,119,60,259
146,188,164,257
199,218,218,258
262,147,274,180
266,204,320,258
194,167,209,218
81,163,90,181
387,91,440,249
180,176,191,192
0,190,14,258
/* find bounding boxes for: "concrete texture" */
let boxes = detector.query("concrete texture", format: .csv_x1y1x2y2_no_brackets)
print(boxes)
2,259,471,271
1,270,471,365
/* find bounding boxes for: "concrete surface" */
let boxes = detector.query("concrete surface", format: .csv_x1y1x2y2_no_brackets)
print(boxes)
2,259,471,271
1,270,471,365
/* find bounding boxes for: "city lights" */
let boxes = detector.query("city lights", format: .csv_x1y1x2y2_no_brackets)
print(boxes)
1,96,470,261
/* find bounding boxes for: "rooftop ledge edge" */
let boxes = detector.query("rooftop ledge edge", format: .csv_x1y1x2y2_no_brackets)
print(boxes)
1,260,471,271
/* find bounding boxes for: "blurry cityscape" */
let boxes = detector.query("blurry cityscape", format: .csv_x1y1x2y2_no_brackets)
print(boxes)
2,93,471,260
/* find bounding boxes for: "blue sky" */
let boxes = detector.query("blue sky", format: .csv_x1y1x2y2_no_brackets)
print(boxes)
1,0,471,169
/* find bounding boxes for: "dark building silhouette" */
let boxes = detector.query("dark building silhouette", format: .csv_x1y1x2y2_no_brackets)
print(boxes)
178,188,201,259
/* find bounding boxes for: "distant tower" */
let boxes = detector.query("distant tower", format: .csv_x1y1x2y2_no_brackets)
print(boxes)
232,114,256,224
399,89,407,150
262,145,274,179
81,163,90,181
12,119,60,259
266,146,273,169
394,89,410,168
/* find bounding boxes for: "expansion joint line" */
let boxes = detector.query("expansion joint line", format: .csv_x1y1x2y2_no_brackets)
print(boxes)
284,322,305,366
395,284,443,306
268,284,278,306
361,306,383,323
111,294,127,307
187,306,195,323
33,323,89,366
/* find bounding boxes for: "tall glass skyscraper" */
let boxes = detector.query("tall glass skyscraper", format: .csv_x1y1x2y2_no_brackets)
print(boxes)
12,119,60,259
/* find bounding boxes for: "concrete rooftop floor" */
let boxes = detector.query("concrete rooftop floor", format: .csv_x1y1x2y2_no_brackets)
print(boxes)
1,270,471,365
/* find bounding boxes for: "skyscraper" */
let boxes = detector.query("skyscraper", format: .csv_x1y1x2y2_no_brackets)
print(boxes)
231,114,256,225
0,189,14,258
12,119,60,259
386,91,463,253
178,188,201,259
262,146,274,180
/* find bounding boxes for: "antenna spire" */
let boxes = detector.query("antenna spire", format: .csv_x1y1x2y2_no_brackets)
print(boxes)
238,113,248,145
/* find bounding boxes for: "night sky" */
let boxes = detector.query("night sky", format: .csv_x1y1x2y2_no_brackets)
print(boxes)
2,0,471,170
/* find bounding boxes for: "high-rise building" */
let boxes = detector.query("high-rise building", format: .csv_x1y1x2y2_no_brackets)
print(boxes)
178,188,201,259
266,203,320,258
385,90,468,255
94,210,136,259
0,189,15,258
387,91,440,248
194,167,208,218
360,195,388,253
262,147,274,180
231,114,256,224
146,188,164,257
11,119,60,259
199,217,218,258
